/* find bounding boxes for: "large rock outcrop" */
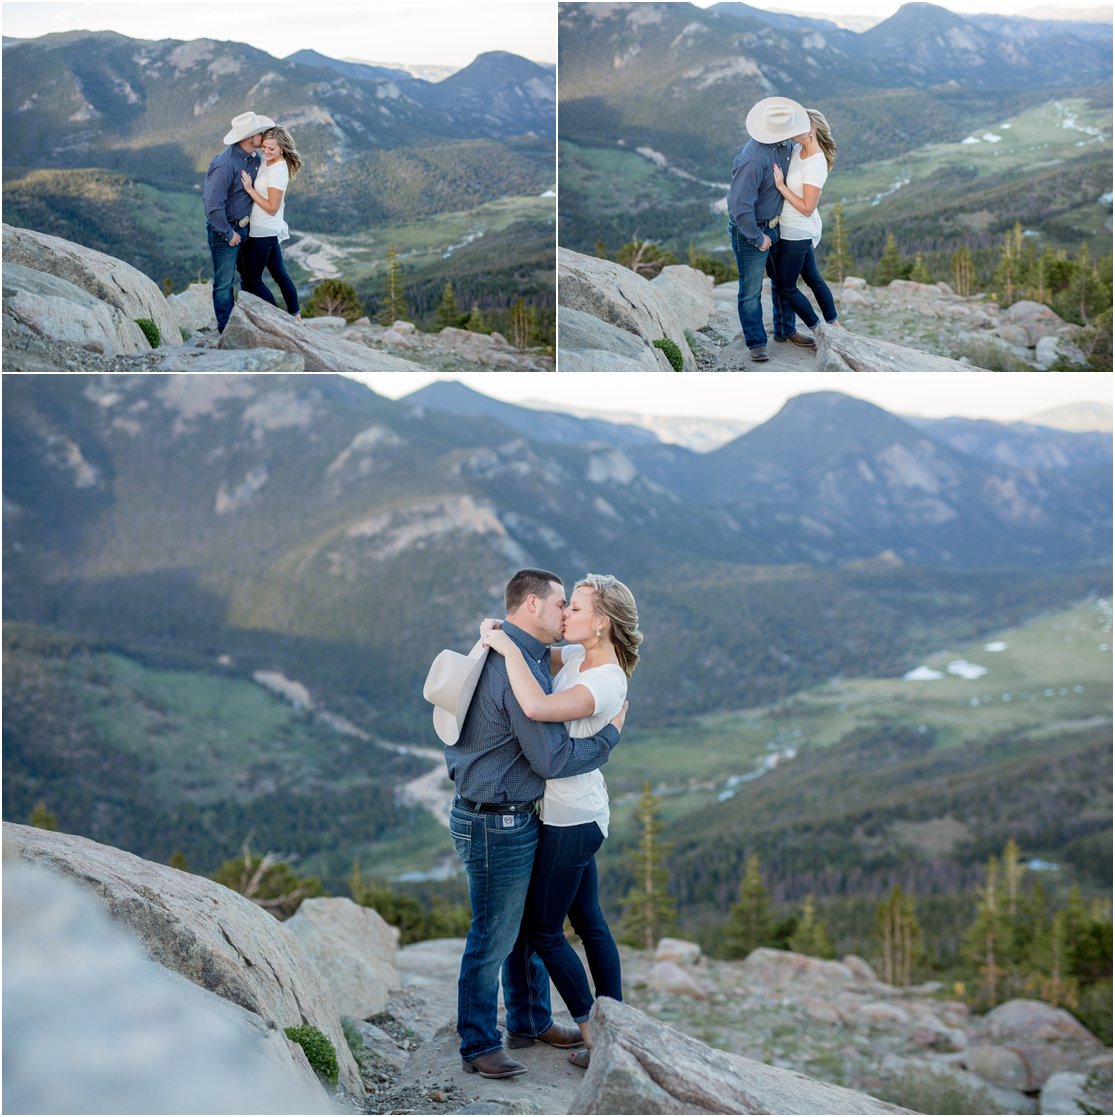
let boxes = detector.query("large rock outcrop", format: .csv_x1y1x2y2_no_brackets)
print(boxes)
558,248,707,370
3,822,362,1098
219,293,427,371
4,848,330,1114
285,897,401,1018
3,223,180,347
571,997,912,1114
815,322,986,370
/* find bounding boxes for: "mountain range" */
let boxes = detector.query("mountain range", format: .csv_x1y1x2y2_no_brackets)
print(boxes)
2,32,555,293
3,374,1109,893
557,1,1112,259
3,375,1108,732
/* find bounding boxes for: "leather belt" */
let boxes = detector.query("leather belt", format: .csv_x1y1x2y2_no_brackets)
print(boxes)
456,796,536,814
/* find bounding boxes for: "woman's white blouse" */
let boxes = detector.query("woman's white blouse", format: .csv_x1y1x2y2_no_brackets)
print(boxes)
249,158,290,241
541,644,627,837
778,148,827,247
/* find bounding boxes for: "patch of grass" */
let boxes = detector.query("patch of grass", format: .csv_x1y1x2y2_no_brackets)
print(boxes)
284,1025,338,1086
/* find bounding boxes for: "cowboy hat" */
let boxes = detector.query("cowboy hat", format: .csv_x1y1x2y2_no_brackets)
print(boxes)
745,97,810,144
223,111,276,145
423,639,489,745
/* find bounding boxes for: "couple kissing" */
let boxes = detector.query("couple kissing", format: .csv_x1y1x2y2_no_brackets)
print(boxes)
425,567,641,1077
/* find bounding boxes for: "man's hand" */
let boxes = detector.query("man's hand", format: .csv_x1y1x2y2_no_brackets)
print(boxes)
757,234,771,252
228,232,242,247
610,700,629,733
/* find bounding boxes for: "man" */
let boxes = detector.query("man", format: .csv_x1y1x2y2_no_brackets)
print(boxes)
727,96,815,362
204,111,274,332
445,569,627,1079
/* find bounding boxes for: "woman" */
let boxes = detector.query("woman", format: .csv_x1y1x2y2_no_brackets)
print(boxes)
480,573,641,1068
239,125,302,317
770,109,841,338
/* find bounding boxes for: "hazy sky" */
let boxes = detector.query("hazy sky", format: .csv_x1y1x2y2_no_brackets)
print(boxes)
349,372,1113,426
1,1,558,67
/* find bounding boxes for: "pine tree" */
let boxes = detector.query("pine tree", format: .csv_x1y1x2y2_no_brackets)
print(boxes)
435,281,463,330
168,851,190,872
910,252,931,284
378,244,406,327
723,853,774,959
465,303,489,334
618,783,676,950
508,297,535,349
875,884,922,988
994,224,1025,306
822,202,852,283
963,855,1008,1007
788,894,835,959
305,278,364,322
875,232,904,286
951,246,974,297
1070,243,1093,324
594,239,609,259
28,801,58,831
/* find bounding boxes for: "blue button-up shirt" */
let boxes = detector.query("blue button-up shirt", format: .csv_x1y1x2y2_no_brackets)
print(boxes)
445,621,620,804
727,138,792,247
203,144,259,241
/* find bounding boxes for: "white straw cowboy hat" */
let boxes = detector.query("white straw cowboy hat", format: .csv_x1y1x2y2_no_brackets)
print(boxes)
423,639,489,745
223,111,276,145
745,97,810,144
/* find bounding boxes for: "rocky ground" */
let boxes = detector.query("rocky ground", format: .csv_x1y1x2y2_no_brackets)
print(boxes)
353,937,1113,1116
695,275,1091,373
2,224,553,373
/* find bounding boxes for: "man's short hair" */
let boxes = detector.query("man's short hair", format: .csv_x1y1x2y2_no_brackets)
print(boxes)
505,568,562,613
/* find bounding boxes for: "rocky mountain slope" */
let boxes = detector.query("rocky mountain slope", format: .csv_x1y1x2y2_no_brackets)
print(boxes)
557,247,1096,372
1,224,552,372
7,825,1111,1115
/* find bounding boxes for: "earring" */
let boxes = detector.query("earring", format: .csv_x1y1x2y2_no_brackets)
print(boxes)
595,627,603,638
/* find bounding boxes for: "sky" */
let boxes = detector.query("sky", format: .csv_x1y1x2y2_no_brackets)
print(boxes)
1,1,558,67
348,371,1114,426
688,0,1103,17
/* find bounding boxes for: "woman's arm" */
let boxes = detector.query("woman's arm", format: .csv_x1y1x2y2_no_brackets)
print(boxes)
772,164,820,217
481,626,595,722
240,170,284,215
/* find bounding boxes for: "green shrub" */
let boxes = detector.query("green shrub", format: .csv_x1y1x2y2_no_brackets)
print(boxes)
179,327,191,342
871,1065,1005,1115
652,338,684,371
305,278,364,323
134,318,161,348
284,1024,338,1086
951,338,1035,371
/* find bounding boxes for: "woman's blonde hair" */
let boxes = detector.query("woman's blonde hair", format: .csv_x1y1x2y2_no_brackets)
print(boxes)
575,573,642,678
807,109,836,172
263,126,303,177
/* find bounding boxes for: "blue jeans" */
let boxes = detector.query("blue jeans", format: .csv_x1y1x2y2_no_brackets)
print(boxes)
240,236,300,315
729,219,793,349
450,801,553,1060
207,223,244,332
525,822,622,1023
772,238,838,330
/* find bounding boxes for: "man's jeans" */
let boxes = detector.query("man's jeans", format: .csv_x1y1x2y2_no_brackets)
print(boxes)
207,223,243,332
450,800,553,1060
729,220,794,349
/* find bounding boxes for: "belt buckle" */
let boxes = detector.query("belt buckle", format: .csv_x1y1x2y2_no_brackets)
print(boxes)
768,215,780,229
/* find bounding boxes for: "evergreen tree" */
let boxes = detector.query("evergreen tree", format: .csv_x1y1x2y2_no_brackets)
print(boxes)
168,851,190,872
28,801,58,831
951,246,974,297
994,224,1025,306
1070,243,1093,325
435,281,464,330
788,894,835,959
910,253,932,284
305,278,364,322
962,855,1008,1007
378,244,407,327
595,239,609,259
723,853,774,959
508,297,535,349
874,232,904,286
822,202,852,284
875,884,922,988
465,303,489,334
618,783,677,950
